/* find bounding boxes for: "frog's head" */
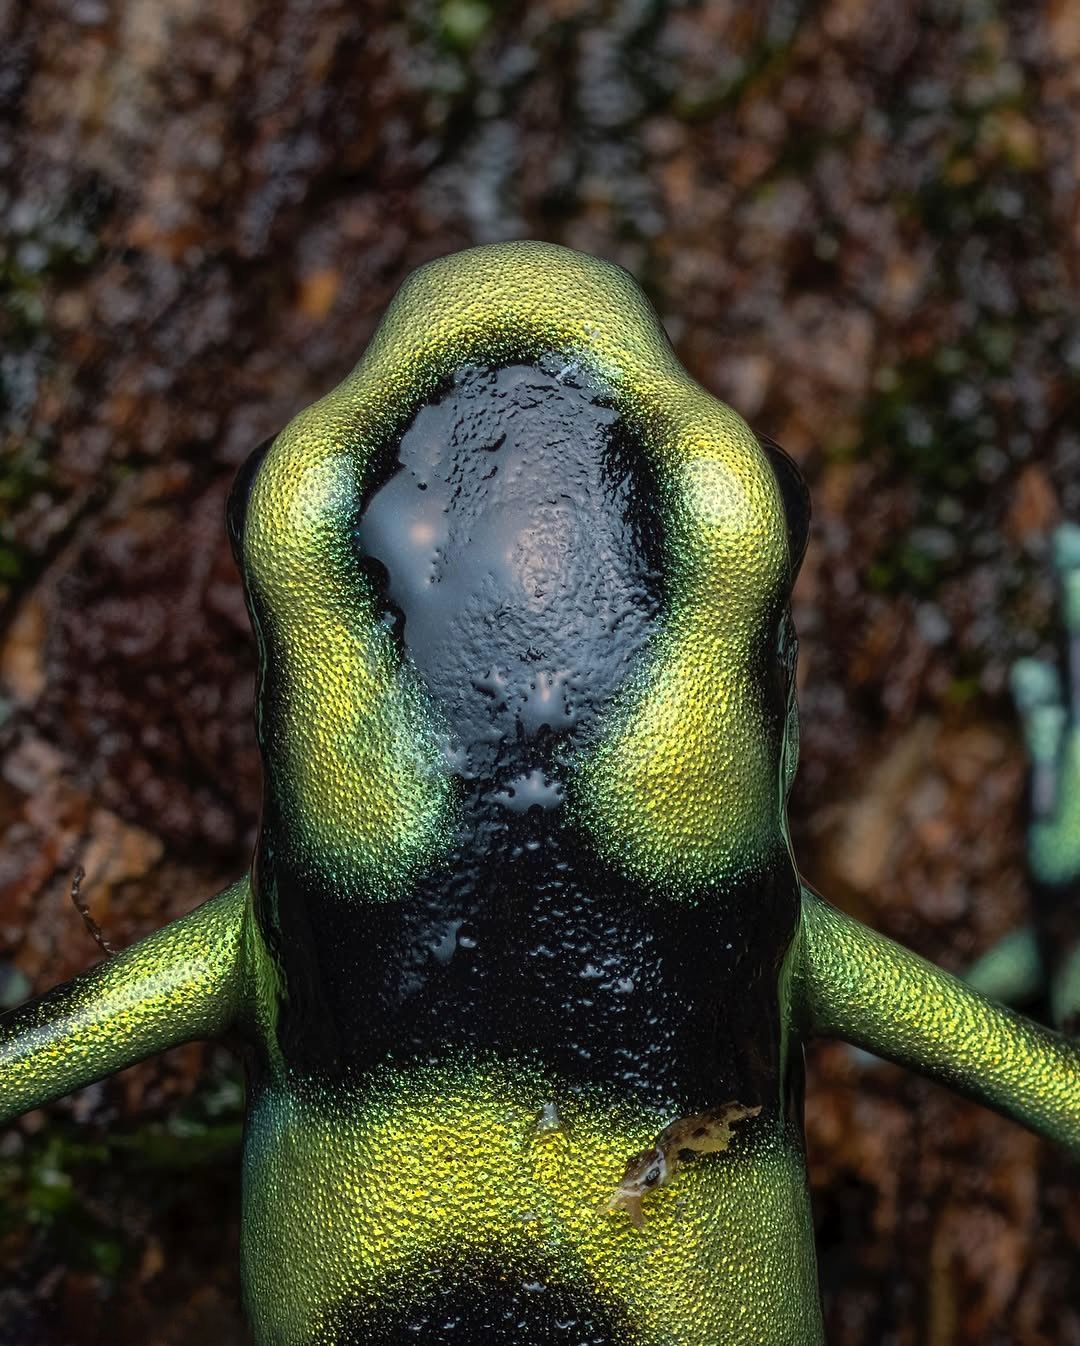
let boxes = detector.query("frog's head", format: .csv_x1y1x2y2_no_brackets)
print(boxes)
607,1146,670,1229
615,1146,669,1195
230,241,808,902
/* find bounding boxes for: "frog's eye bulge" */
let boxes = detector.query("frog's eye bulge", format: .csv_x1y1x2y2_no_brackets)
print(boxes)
757,433,811,579
1,242,1078,1346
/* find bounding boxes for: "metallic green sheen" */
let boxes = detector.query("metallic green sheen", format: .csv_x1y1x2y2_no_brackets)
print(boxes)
0,244,1076,1346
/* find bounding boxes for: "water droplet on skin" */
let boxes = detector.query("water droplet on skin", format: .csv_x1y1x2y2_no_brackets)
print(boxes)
534,1101,563,1135
493,768,564,812
518,669,578,734
428,920,463,964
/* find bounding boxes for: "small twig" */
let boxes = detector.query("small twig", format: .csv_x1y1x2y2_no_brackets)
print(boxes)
70,865,116,957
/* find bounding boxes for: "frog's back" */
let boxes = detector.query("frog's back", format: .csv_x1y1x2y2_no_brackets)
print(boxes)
231,242,818,1345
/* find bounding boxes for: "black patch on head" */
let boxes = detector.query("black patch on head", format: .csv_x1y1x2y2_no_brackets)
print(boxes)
757,433,810,579
355,360,665,783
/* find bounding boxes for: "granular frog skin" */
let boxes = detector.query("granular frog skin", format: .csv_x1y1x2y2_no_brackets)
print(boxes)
1,242,1078,1346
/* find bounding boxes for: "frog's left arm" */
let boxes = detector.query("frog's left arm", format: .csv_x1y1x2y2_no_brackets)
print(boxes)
797,885,1080,1151
0,877,248,1125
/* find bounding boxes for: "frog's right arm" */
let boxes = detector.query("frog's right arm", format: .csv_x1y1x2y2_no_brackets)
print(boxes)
798,885,1080,1151
0,877,247,1125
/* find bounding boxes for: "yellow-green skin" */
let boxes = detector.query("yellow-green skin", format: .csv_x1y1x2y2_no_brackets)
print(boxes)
0,243,1077,1346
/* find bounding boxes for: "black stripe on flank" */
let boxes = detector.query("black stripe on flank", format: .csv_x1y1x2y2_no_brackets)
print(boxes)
306,1264,632,1346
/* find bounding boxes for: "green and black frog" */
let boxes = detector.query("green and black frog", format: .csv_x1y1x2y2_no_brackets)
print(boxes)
963,522,1080,1033
1,241,1077,1346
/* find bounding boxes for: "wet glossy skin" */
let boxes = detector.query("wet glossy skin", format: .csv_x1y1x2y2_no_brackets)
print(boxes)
247,358,796,1106
1,242,1078,1346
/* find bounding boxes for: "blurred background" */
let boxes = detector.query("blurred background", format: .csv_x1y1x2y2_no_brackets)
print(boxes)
0,0,1077,1342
